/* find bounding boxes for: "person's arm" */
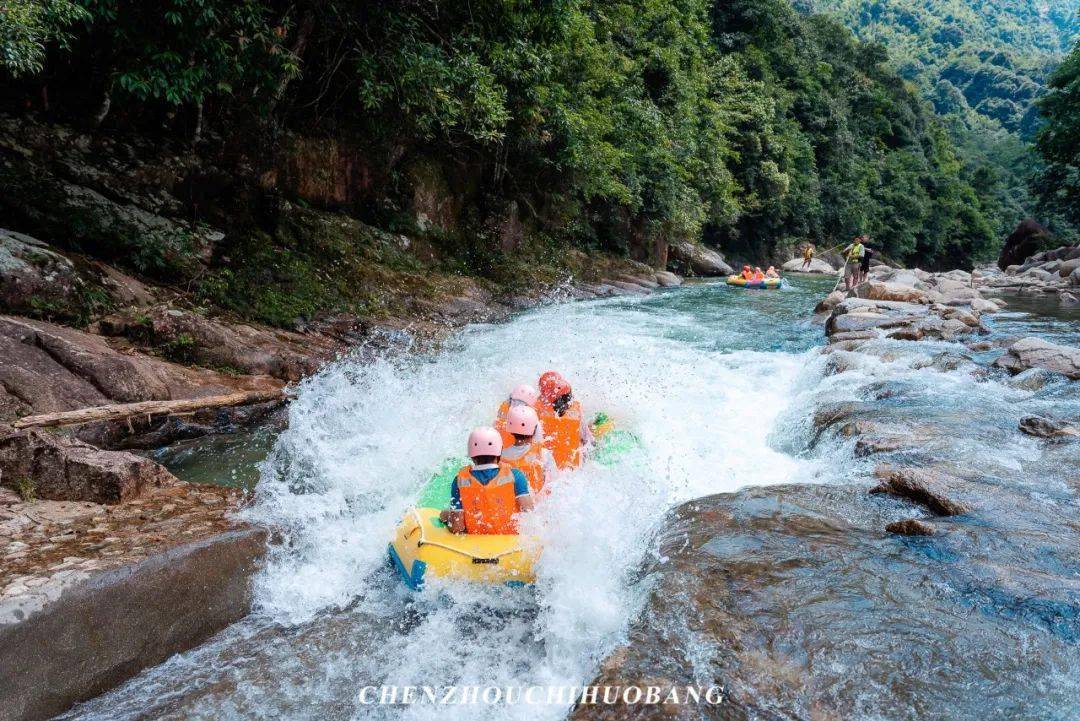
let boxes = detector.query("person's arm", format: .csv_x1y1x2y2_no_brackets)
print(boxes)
440,478,467,533
512,469,534,513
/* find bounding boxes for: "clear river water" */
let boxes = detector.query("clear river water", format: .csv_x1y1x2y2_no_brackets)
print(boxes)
60,276,1079,721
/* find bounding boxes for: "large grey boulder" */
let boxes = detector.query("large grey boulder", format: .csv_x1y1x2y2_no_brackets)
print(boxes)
854,281,927,304
782,257,837,274
667,241,733,276
994,338,1080,380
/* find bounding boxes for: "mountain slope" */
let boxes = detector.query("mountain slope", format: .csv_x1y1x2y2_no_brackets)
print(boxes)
799,0,1078,137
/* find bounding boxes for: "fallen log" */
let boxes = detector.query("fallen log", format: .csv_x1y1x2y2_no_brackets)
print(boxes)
12,389,288,430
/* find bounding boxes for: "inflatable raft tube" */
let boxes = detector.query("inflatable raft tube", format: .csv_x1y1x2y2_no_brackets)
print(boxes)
388,414,638,590
726,275,783,289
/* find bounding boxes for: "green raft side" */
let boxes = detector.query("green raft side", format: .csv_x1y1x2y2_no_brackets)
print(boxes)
416,456,467,509
413,413,643,509
592,428,641,466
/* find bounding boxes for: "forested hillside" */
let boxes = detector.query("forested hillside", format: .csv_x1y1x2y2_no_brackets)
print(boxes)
1,0,1003,326
801,0,1079,239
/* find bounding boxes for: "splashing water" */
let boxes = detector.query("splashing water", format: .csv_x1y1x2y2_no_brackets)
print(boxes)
61,279,835,720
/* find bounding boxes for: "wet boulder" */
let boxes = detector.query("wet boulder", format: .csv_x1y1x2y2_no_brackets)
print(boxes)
993,338,1080,380
1018,416,1079,439
1059,257,1080,278
869,466,969,516
998,219,1055,270
814,290,846,314
667,241,733,277
653,271,682,287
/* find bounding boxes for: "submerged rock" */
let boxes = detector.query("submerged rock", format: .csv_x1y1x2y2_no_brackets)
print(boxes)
869,466,969,516
886,518,936,536
1019,416,1079,439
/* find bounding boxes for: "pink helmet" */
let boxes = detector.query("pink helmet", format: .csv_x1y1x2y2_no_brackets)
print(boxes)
505,405,539,436
509,383,539,406
467,426,503,458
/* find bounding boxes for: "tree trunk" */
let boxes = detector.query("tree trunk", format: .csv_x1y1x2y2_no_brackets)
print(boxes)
12,389,288,430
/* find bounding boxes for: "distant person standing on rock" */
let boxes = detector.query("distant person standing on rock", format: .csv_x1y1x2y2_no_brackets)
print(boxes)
802,243,815,270
842,235,866,291
860,243,874,283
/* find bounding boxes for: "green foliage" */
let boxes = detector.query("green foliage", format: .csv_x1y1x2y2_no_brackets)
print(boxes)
162,332,197,362
803,0,1077,137
5,0,1014,278
0,0,88,75
1034,42,1080,229
76,0,298,107
14,476,36,502
802,0,1080,240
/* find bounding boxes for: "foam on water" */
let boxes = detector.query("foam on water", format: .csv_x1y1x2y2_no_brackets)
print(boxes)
247,291,812,626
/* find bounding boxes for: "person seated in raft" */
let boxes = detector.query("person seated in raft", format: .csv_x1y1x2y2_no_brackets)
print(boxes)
500,405,555,495
765,266,780,278
494,383,543,448
740,265,754,281
439,426,534,535
752,266,766,281
537,371,593,470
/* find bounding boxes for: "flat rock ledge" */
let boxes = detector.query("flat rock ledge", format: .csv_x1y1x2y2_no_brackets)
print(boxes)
1,465,265,721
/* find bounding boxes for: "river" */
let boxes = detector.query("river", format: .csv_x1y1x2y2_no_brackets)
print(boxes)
61,277,1079,721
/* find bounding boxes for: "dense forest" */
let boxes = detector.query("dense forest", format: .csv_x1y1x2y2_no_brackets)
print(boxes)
802,0,1079,239
0,0,1067,308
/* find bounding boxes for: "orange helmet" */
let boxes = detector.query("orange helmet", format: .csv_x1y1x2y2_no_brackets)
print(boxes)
539,371,571,403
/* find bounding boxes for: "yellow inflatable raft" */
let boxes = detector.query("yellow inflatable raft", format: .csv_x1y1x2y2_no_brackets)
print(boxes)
389,507,538,590
388,414,633,590
726,275,783,289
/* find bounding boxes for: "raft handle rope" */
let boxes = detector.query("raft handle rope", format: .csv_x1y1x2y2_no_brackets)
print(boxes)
410,508,523,560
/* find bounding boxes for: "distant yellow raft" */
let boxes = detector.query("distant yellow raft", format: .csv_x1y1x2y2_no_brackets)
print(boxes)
388,508,538,590
726,275,783,289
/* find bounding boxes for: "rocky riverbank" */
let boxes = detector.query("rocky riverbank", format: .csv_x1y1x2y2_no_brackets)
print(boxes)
574,260,1079,721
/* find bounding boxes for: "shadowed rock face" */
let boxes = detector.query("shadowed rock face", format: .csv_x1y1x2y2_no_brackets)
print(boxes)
668,242,734,277
998,218,1054,270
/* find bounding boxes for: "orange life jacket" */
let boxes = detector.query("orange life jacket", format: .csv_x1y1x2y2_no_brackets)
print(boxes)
539,399,584,470
456,464,520,535
494,399,515,449
502,443,547,495
752,271,765,281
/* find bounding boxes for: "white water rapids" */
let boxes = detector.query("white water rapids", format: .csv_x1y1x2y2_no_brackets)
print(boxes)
62,280,835,721
61,278,1079,720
